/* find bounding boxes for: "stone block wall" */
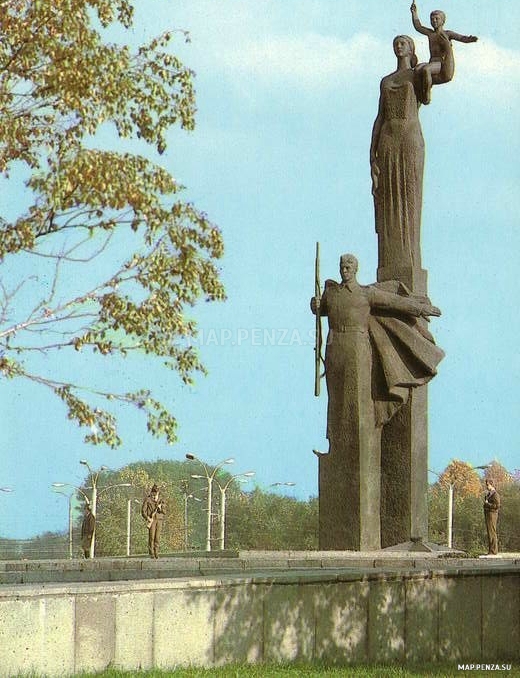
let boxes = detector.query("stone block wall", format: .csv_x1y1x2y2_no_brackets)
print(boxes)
0,567,518,676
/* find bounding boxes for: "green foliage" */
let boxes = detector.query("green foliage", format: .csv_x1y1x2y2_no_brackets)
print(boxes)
0,1,194,174
5,459,519,558
70,460,319,554
427,485,450,546
0,0,224,447
428,462,520,554
87,463,187,556
224,487,318,551
0,531,71,560
497,482,520,552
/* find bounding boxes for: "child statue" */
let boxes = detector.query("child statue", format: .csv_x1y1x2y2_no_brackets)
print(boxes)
410,2,478,103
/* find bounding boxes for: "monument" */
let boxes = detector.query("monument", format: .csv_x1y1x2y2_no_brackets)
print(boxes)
312,5,478,550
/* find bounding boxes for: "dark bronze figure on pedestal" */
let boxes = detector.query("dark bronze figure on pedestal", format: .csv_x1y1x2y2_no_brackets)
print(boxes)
311,254,443,550
312,2,476,548
370,36,425,274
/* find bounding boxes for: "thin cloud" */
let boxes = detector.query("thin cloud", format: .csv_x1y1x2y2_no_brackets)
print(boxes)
455,39,520,103
213,32,387,88
206,28,520,101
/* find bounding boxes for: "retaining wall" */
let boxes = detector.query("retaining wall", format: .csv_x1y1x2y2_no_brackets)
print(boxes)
0,558,518,676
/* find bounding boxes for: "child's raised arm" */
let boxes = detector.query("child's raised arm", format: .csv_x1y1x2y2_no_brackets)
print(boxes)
410,3,432,35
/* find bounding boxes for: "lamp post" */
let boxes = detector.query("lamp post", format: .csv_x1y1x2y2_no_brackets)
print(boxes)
52,481,92,557
126,498,141,557
79,461,107,557
179,480,202,551
79,460,131,557
185,453,234,551
216,472,255,550
51,487,75,558
183,494,202,551
429,464,489,549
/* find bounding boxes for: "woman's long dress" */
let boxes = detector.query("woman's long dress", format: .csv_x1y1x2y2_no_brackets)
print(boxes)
374,75,424,270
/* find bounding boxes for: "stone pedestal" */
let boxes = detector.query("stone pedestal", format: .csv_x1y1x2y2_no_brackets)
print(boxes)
318,426,382,551
381,388,429,546
378,265,429,547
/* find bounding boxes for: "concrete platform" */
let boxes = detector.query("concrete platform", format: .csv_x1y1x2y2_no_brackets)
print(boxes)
1,549,518,585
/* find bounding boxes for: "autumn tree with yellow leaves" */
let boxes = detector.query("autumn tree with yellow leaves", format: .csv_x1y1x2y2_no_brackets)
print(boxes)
429,459,520,553
483,460,514,489
0,0,225,446
437,459,483,497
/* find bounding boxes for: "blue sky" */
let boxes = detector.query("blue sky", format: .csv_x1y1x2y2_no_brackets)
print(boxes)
1,0,519,538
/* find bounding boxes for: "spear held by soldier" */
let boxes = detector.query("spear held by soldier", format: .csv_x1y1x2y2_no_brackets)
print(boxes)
314,242,322,396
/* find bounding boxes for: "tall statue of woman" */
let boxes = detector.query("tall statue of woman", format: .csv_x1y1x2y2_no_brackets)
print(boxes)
370,36,426,272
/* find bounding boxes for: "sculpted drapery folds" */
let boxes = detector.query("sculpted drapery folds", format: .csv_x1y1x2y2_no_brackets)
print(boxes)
370,25,478,265
310,253,443,550
312,254,444,450
370,36,426,272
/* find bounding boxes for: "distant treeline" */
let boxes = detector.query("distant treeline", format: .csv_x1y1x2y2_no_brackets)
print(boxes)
1,460,518,559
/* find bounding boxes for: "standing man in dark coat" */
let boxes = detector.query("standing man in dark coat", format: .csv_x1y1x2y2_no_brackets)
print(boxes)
141,484,165,558
81,504,95,558
483,479,500,555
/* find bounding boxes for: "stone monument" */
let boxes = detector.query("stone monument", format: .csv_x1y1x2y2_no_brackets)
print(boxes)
313,6,477,550
311,255,443,550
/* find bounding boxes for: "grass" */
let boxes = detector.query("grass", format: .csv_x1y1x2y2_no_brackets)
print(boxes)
61,661,519,678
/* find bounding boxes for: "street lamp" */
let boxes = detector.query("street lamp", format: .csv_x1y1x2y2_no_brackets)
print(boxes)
126,498,141,557
179,481,202,551
79,460,131,557
429,464,489,548
52,482,90,502
53,481,93,558
185,453,234,551
216,472,255,550
79,460,107,554
51,486,76,558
